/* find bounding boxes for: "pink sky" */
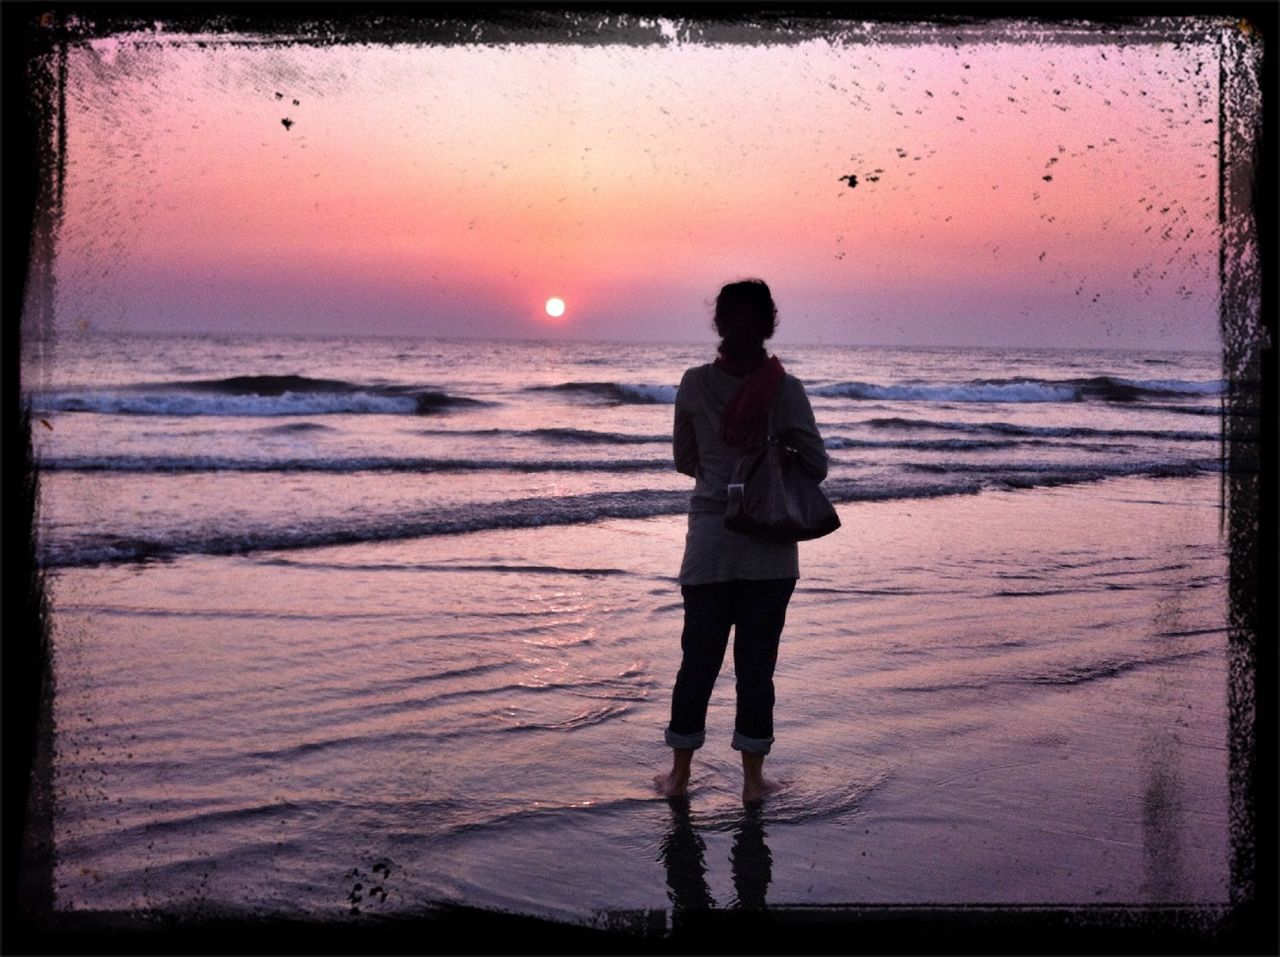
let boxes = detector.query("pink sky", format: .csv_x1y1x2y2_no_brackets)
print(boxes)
53,21,1224,349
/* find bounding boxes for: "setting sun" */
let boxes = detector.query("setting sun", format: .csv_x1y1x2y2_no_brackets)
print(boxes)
544,297,566,318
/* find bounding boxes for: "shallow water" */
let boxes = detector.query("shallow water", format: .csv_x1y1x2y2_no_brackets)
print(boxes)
47,474,1231,921
32,335,1235,921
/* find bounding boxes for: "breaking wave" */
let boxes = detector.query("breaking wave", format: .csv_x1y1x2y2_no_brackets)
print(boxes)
812,375,1224,404
31,375,483,416
529,382,678,404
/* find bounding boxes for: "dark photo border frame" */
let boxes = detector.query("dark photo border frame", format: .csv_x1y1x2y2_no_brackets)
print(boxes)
3,3,1274,953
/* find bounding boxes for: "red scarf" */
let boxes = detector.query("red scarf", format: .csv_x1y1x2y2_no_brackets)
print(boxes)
718,354,785,446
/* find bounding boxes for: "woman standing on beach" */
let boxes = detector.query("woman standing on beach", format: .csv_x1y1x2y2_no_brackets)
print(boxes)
654,279,830,804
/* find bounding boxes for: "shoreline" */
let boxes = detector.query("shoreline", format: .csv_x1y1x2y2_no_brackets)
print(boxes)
28,474,1240,944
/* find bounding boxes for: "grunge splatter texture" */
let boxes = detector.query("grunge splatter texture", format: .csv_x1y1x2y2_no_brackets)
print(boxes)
5,7,1272,954
33,17,1228,349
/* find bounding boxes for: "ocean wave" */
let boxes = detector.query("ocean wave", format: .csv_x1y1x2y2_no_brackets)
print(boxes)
38,455,670,474
185,374,357,395
1143,402,1228,417
813,381,1079,403
41,490,692,568
813,375,1225,404
827,436,1049,452
409,427,667,445
42,463,1211,569
256,559,632,577
903,459,1205,479
31,375,482,416
863,417,1219,442
531,427,668,444
529,382,677,404
1187,457,1259,474
256,422,335,434
1073,375,1224,400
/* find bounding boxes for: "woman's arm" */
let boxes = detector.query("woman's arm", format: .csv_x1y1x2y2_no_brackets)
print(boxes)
780,377,828,481
673,370,699,477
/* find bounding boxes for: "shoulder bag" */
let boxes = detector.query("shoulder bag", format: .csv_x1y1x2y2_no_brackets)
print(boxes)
724,399,841,542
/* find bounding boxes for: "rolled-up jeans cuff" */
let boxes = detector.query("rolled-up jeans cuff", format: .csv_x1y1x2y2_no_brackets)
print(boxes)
731,731,774,755
664,727,706,750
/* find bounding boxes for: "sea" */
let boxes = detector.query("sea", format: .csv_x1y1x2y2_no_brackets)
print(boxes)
29,334,1227,569
27,333,1238,925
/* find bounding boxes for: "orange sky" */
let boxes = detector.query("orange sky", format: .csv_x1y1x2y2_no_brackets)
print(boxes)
52,20,1226,348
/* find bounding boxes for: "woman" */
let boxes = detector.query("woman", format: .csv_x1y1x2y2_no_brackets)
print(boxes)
654,279,829,804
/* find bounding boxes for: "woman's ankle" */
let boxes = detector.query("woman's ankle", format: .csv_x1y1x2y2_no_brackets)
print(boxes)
741,751,766,780
671,747,695,776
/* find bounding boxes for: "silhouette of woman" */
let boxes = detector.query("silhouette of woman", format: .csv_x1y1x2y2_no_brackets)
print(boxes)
654,279,829,804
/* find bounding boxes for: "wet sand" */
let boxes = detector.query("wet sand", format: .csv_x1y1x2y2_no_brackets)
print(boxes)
38,474,1235,946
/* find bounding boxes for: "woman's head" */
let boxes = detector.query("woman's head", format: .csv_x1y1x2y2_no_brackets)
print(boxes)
713,279,777,361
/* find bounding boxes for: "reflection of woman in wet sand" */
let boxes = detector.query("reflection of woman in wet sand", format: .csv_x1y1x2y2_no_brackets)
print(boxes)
659,798,772,913
654,280,829,804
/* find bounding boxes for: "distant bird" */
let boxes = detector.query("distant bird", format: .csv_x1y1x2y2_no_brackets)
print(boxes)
839,174,858,188
281,117,294,130
292,98,300,105
274,91,283,100
1042,174,1053,181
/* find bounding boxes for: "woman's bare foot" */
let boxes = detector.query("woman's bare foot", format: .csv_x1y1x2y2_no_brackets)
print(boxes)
742,775,784,805
740,751,784,804
653,769,690,798
654,747,695,798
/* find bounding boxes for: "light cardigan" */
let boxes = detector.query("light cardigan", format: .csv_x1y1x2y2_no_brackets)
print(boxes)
673,362,829,586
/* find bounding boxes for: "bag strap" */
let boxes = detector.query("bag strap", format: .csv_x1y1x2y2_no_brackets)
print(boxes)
765,375,783,444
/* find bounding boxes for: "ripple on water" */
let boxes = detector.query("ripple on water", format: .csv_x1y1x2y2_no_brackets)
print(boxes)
686,765,894,831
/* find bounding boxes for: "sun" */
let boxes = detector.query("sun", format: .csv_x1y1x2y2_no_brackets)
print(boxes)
544,297,566,318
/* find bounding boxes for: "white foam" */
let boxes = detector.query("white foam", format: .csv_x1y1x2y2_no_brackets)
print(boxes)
814,381,1079,403
32,390,420,416
1116,377,1225,396
615,383,677,404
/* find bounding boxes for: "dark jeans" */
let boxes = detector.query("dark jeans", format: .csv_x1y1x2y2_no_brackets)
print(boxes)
665,578,797,755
